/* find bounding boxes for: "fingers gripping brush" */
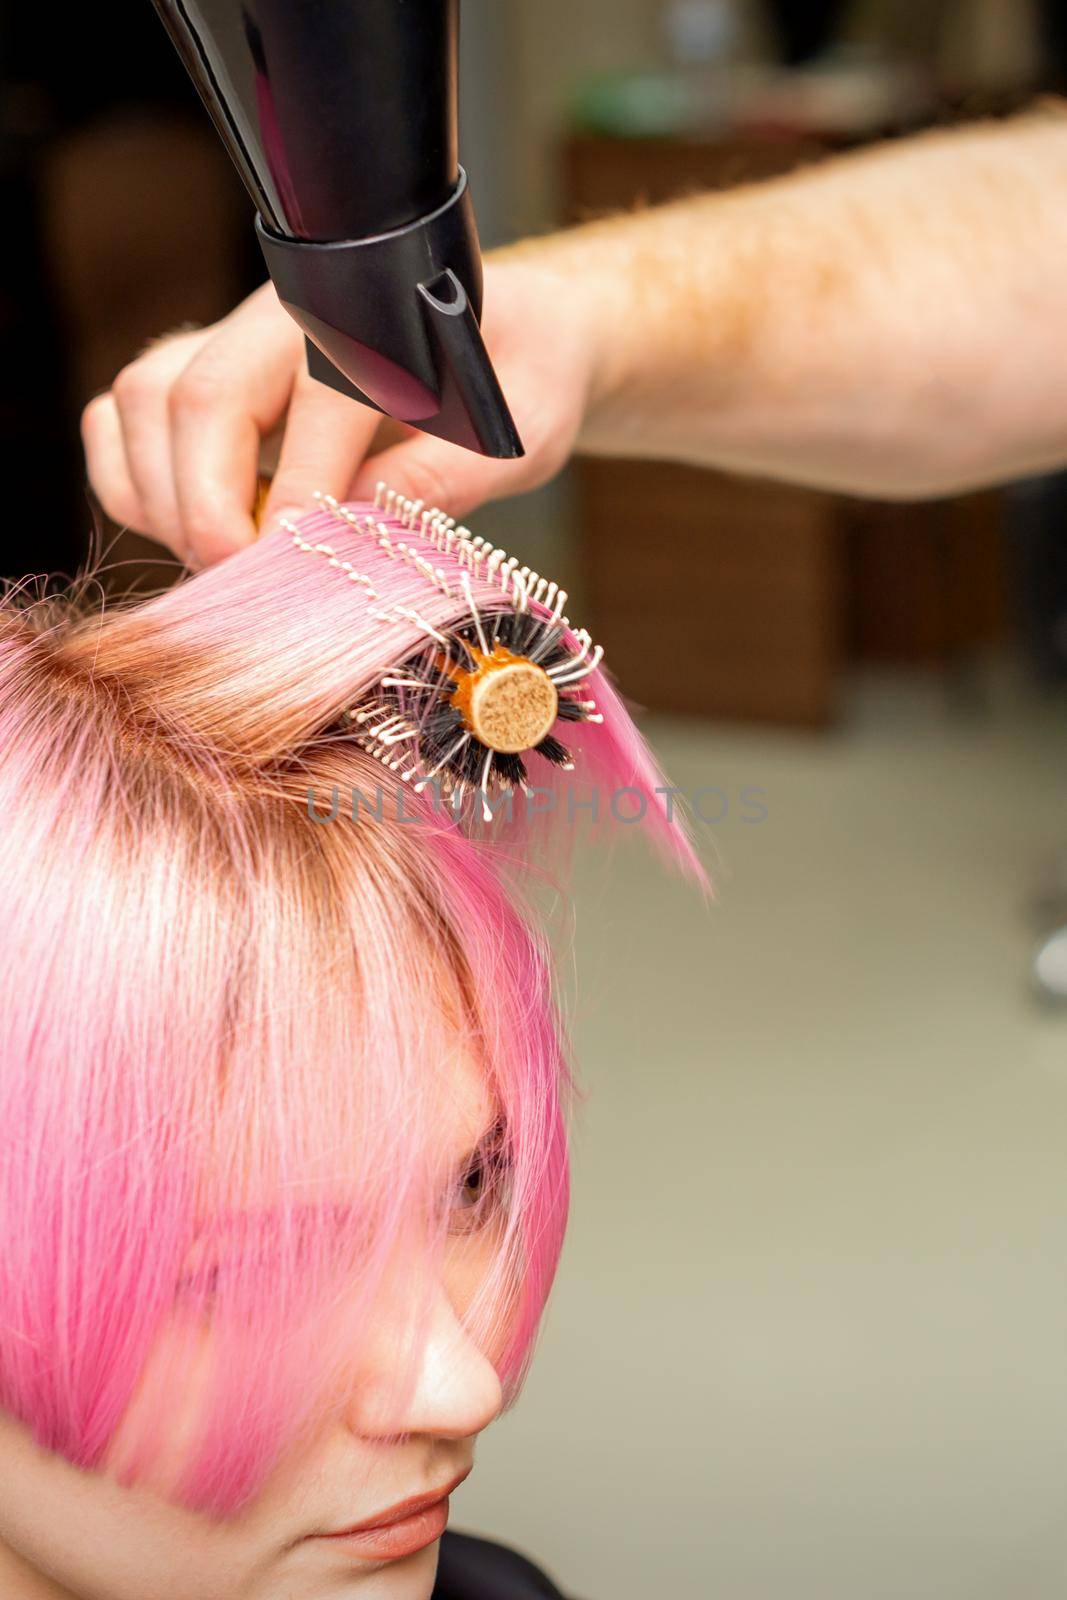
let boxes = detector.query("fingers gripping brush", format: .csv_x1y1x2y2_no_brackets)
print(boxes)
280,488,709,892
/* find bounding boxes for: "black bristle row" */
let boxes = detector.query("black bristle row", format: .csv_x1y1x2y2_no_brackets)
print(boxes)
534,734,571,767
494,753,528,787
538,647,573,674
503,612,553,658
455,739,489,784
345,584,603,812
442,633,478,671
421,704,464,739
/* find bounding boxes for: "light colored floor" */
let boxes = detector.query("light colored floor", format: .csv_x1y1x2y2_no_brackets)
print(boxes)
455,659,1067,1600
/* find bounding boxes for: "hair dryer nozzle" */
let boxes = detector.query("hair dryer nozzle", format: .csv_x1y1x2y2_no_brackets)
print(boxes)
257,170,523,460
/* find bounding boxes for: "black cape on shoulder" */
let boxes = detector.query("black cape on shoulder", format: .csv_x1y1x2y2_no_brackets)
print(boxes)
433,1530,568,1599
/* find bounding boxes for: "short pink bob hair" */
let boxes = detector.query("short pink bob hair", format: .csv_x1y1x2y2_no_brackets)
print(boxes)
0,501,704,1519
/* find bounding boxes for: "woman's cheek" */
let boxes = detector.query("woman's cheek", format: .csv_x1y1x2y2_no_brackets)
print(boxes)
101,1312,221,1500
444,1217,516,1370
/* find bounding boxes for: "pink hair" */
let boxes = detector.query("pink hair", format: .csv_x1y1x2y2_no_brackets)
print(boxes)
0,501,705,1518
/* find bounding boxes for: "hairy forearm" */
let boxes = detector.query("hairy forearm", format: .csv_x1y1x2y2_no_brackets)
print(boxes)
503,101,1067,498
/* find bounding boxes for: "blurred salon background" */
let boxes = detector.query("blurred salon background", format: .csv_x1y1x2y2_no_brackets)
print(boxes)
5,2,1067,1596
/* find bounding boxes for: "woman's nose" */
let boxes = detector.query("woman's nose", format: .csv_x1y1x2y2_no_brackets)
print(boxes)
342,1283,504,1441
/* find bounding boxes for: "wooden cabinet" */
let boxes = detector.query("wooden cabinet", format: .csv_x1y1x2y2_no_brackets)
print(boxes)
577,459,845,726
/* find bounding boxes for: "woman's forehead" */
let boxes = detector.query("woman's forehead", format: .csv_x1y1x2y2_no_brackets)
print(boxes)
200,1040,496,1221
431,1038,497,1154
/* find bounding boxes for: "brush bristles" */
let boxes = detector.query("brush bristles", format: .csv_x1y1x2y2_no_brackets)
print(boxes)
296,490,606,821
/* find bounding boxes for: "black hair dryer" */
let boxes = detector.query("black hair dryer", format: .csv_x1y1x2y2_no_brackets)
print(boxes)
150,0,524,460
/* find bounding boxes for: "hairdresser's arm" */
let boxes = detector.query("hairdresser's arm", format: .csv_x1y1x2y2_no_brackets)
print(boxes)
544,99,1067,502
367,100,1067,506
82,103,1067,566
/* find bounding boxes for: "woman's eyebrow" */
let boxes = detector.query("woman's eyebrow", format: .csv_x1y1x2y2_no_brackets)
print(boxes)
199,1120,509,1229
455,1113,507,1161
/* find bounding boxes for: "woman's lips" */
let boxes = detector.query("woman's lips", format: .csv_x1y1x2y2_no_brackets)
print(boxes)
312,1468,470,1563
316,1495,452,1562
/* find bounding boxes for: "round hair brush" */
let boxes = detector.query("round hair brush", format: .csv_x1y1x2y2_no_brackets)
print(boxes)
279,484,707,890
340,513,600,804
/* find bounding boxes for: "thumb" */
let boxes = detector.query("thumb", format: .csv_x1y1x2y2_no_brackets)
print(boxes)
348,432,544,523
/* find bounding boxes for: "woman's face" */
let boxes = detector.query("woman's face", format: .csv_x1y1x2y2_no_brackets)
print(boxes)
0,1049,506,1600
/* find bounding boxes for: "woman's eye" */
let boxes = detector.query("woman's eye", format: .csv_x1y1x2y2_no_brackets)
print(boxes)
175,1262,222,1303
449,1134,512,1232
459,1158,488,1208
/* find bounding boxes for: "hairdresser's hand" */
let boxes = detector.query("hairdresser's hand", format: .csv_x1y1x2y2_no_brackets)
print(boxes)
344,247,607,519
81,253,606,571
